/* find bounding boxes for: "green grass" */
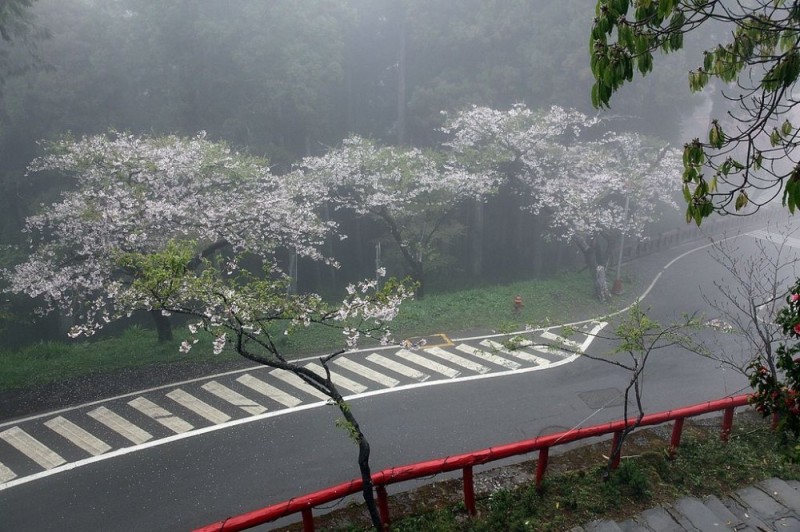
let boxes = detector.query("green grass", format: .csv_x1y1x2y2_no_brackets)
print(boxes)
302,416,800,531
391,272,623,336
0,271,636,391
0,325,239,391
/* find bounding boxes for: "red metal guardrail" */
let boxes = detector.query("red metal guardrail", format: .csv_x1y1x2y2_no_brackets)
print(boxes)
194,394,751,532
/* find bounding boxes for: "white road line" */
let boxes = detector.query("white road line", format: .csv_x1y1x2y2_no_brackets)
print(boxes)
304,363,368,394
748,229,800,249
0,427,66,470
166,389,231,425
333,358,400,388
426,347,490,374
202,381,266,416
395,349,461,378
236,374,301,408
480,339,550,365
455,344,521,370
269,369,329,400
0,461,15,483
366,353,429,382
581,321,608,351
128,397,193,434
44,416,111,456
87,406,152,445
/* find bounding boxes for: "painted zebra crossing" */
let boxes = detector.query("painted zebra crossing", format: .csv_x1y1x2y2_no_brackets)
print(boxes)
0,322,606,489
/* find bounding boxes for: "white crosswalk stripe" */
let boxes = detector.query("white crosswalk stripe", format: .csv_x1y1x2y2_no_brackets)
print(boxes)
304,363,368,394
0,427,66,470
202,381,267,415
269,369,329,400
366,353,429,381
166,389,230,425
44,416,111,456
88,406,152,445
237,374,301,408
479,339,550,365
540,331,584,352
455,344,521,370
529,344,570,359
0,461,15,483
333,358,400,388
426,346,490,374
129,397,193,434
396,349,460,378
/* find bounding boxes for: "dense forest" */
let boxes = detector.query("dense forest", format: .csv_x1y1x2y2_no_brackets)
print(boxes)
0,0,705,344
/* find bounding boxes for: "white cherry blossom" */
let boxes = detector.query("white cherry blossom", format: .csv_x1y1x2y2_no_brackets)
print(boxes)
5,131,335,334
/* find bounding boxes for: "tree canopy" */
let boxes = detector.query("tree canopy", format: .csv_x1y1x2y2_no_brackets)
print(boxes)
298,135,496,295
5,131,332,337
590,0,800,223
443,104,682,269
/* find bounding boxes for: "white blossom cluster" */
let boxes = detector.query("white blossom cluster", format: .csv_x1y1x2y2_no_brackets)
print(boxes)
5,131,334,333
335,270,412,348
298,136,496,217
296,136,498,273
442,105,682,243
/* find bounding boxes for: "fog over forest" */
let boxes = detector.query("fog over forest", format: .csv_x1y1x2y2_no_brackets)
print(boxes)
0,0,716,346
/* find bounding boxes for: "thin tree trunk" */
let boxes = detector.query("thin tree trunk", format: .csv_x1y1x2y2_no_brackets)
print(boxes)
150,310,173,343
413,261,425,299
395,4,407,146
336,398,382,530
470,200,484,277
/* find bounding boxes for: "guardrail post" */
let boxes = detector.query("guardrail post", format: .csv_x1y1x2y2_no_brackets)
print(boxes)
463,466,476,516
535,447,549,489
669,418,684,459
376,485,390,529
610,431,622,470
301,508,314,532
721,407,734,442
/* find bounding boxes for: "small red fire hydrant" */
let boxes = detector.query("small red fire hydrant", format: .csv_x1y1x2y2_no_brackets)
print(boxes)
513,295,524,315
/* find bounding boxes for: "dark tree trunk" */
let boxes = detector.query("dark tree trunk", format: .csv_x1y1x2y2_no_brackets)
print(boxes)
574,236,598,272
318,361,382,531
574,236,610,301
150,310,173,343
395,4,407,146
470,200,484,277
336,399,382,531
413,261,425,299
530,214,544,277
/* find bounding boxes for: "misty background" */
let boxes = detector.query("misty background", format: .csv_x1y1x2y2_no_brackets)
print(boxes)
0,0,712,346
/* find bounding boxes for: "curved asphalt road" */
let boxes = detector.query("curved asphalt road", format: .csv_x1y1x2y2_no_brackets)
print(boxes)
2,221,794,531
